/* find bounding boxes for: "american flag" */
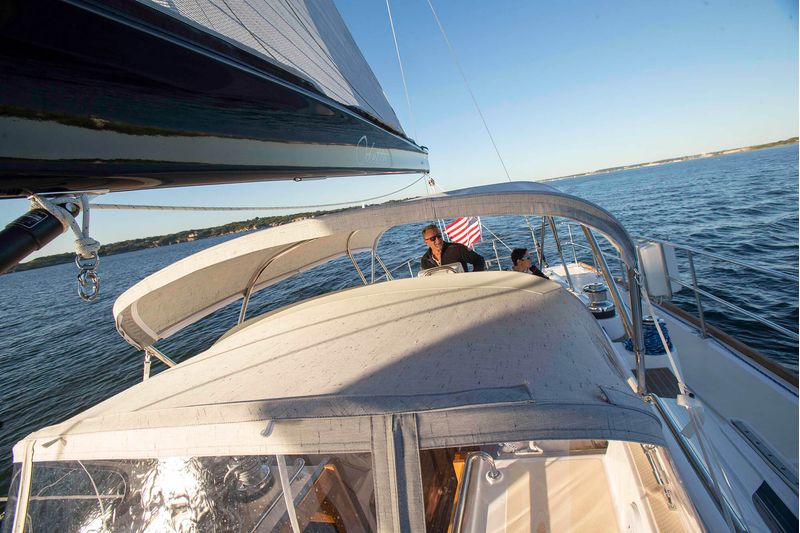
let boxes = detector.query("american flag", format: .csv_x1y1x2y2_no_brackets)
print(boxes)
445,216,482,248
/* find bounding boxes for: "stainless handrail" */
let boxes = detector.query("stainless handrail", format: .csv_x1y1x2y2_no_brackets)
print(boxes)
451,452,501,533
374,253,394,281
635,236,799,283
567,224,579,264
583,226,634,340
238,240,311,325
669,277,799,340
524,216,543,264
548,217,576,292
578,231,797,345
686,251,708,337
346,231,368,286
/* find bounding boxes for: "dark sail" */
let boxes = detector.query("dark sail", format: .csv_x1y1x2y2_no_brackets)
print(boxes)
0,0,429,198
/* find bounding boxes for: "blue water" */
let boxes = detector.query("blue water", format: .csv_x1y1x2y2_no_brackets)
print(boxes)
0,145,797,501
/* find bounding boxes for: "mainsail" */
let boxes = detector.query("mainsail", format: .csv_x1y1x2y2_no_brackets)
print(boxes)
0,0,429,198
143,0,405,134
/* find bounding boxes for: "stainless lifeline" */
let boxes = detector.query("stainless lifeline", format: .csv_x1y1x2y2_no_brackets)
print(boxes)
635,237,798,343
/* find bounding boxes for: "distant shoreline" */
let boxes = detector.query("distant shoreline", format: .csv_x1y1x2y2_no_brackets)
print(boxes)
8,210,343,274
543,137,798,182
8,138,797,274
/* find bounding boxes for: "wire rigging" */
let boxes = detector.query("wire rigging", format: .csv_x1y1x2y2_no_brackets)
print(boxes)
424,0,512,182
92,175,428,212
385,0,417,140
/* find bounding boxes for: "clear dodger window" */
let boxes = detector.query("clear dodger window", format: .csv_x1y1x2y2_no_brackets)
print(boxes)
2,452,375,532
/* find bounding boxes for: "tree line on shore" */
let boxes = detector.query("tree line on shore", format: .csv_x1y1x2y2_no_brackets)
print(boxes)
10,209,339,273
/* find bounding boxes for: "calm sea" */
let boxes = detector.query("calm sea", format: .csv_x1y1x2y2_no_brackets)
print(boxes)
0,145,797,500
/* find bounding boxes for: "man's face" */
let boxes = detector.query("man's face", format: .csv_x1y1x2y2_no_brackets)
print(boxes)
423,228,444,253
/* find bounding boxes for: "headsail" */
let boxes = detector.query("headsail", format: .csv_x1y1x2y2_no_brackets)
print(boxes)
0,0,428,198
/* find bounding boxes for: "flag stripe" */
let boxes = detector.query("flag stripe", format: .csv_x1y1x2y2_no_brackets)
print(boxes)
445,216,481,247
445,218,467,233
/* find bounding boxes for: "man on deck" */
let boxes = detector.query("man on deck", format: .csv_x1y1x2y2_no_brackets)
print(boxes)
420,223,486,272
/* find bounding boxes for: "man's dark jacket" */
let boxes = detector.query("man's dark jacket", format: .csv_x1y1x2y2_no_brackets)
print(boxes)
420,242,486,272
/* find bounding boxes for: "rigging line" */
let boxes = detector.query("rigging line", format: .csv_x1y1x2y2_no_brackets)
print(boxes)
385,0,417,140
92,175,427,212
424,0,512,182
480,224,513,252
190,0,217,31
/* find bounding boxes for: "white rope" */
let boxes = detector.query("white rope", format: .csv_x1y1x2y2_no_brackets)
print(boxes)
385,0,417,140
91,174,427,212
638,280,745,528
30,194,101,258
425,0,512,182
639,282,688,395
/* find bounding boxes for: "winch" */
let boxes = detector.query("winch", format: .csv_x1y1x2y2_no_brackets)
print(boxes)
582,282,616,319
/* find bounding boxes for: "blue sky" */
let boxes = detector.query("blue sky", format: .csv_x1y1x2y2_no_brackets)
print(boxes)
2,0,797,258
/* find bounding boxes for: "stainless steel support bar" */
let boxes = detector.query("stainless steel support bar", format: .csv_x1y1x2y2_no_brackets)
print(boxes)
539,217,547,267
635,236,799,283
582,226,634,340
145,346,176,367
686,251,708,337
647,395,748,532
142,346,175,381
373,258,415,281
346,231,368,286
658,242,674,299
567,223,579,264
452,452,501,533
238,240,310,325
628,266,646,394
525,216,542,266
548,217,576,292
143,350,152,380
492,240,501,271
564,241,595,254
374,254,394,281
670,276,798,341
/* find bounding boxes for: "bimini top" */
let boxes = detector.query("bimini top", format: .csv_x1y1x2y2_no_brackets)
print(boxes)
114,181,637,350
22,271,662,463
